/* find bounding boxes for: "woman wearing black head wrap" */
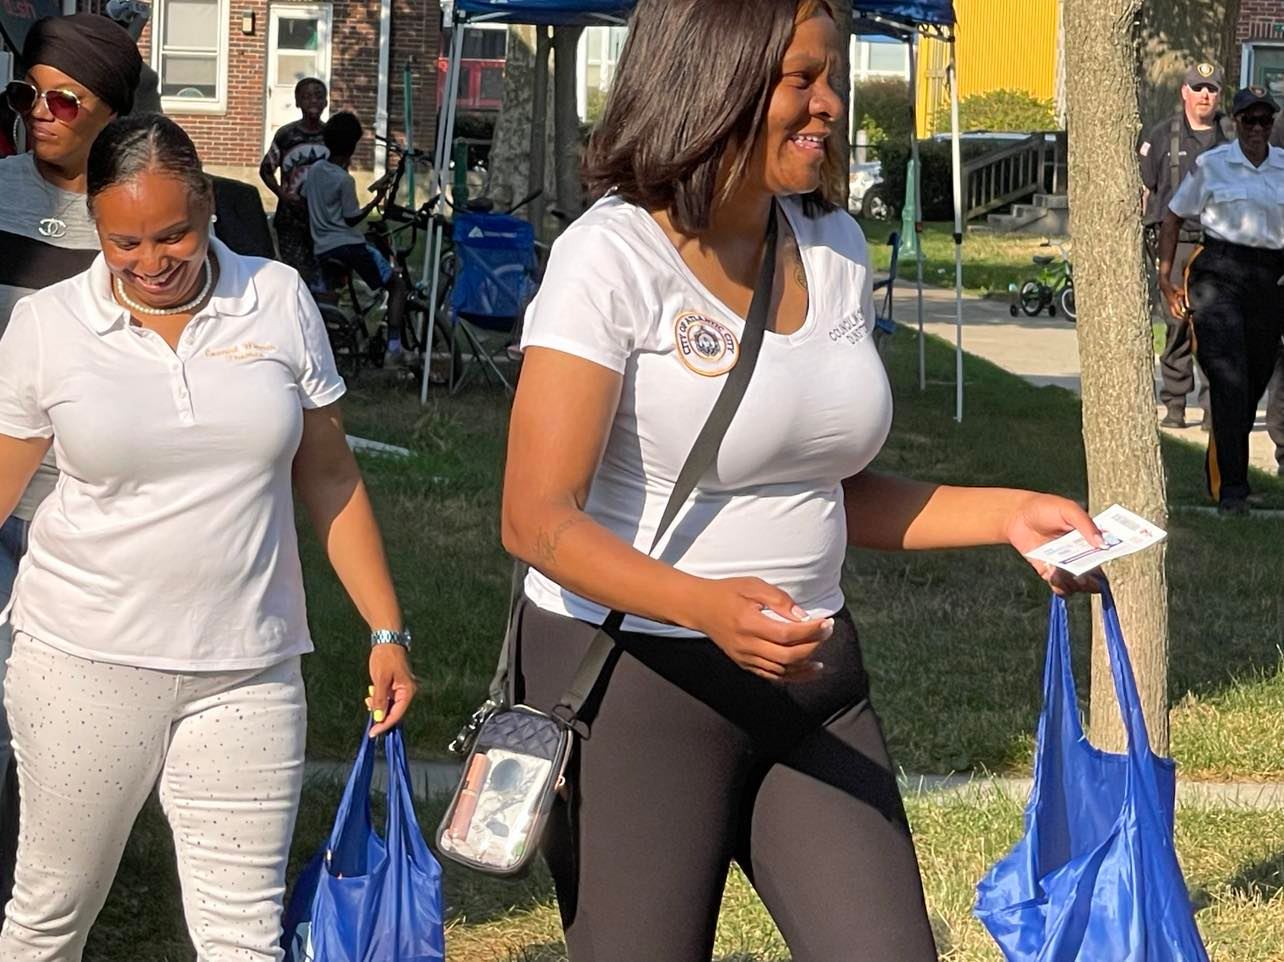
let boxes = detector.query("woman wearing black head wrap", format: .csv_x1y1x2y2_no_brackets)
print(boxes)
0,12,142,915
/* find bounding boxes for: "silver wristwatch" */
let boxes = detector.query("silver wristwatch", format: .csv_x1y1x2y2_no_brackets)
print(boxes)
370,628,412,651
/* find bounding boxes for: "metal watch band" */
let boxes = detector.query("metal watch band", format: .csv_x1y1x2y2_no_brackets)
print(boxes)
370,628,412,651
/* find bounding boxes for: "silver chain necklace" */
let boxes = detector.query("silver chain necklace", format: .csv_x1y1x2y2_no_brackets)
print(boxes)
113,256,215,316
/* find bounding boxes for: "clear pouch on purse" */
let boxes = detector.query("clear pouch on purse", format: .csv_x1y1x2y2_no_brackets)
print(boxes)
436,705,572,876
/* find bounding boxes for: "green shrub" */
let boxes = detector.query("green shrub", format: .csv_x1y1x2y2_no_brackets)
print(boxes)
852,77,914,149
938,88,1057,133
875,139,992,220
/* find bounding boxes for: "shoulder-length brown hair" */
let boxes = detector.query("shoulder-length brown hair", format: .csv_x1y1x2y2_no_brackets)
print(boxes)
583,0,842,235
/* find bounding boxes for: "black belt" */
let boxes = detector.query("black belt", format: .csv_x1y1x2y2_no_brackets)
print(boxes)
1199,237,1284,267
1143,225,1203,244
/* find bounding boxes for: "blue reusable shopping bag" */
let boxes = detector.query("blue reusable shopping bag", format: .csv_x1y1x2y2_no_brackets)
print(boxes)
974,584,1210,962
281,723,446,962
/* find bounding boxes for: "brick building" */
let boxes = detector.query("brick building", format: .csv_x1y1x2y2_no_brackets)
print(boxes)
1235,1,1284,100
65,0,442,178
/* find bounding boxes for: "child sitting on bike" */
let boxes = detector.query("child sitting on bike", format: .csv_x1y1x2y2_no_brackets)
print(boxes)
303,111,408,353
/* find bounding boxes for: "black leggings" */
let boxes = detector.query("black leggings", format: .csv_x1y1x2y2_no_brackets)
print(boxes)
515,599,939,962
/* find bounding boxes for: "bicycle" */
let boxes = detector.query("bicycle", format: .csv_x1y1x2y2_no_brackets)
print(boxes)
312,136,453,380
1010,240,1075,321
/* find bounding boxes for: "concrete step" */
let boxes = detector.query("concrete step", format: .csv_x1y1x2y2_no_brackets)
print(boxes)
987,207,1047,233
1034,192,1069,209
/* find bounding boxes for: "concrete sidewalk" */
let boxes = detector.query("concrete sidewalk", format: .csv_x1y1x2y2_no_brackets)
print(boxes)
896,282,1281,477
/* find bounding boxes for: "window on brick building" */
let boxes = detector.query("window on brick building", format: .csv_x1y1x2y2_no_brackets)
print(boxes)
154,0,229,111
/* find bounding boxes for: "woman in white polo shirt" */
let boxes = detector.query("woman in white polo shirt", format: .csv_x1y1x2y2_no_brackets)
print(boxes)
0,114,416,960
500,2,1102,960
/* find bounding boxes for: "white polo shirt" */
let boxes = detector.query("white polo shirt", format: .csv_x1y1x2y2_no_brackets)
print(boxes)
0,238,346,671
519,194,893,636
1169,140,1284,249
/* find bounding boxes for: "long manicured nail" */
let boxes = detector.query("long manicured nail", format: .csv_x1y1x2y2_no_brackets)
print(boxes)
791,605,808,620
368,685,375,696
373,709,386,723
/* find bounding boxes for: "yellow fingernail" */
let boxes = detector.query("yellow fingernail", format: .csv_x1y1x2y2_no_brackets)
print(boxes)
368,685,375,696
373,709,386,723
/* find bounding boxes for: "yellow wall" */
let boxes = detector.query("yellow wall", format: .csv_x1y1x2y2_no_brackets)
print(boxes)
915,0,1059,136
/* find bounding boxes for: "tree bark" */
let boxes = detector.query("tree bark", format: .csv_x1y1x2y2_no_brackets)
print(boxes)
487,27,537,211
1064,0,1170,753
553,25,586,217
529,26,552,237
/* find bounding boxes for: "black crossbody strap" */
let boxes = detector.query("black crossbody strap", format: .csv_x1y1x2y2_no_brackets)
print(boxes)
552,203,781,727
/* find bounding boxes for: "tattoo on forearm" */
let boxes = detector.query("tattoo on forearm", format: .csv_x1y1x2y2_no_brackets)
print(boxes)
535,518,583,567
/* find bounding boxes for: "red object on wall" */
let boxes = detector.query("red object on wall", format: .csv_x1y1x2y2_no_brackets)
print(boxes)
436,57,504,112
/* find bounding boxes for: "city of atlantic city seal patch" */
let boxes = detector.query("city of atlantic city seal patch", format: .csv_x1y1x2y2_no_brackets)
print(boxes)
673,311,739,377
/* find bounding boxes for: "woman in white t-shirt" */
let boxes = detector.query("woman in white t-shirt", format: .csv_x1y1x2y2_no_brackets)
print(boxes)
0,115,416,959
501,2,1102,960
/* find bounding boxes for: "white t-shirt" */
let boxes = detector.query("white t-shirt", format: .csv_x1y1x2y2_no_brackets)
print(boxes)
0,238,346,670
1169,140,1284,249
520,194,893,636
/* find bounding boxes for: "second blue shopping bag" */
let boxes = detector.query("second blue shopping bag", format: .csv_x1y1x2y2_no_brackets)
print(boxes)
282,723,445,962
974,583,1209,962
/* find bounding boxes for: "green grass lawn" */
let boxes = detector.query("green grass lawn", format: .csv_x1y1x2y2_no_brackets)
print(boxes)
92,783,1284,962
301,331,1284,782
82,331,1284,960
860,219,1062,299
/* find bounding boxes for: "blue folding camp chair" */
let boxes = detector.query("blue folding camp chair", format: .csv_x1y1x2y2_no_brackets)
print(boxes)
873,230,899,354
448,211,539,394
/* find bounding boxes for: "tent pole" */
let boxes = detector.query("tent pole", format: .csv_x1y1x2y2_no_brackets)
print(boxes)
908,32,925,392
421,18,466,405
947,30,964,423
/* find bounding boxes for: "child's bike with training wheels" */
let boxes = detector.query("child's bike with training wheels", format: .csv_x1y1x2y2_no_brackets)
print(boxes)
1010,240,1075,321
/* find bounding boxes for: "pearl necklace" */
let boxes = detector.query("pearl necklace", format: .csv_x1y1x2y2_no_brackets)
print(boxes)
114,256,214,316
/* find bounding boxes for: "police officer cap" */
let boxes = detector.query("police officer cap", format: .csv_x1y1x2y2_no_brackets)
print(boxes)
1183,62,1223,90
1231,85,1279,116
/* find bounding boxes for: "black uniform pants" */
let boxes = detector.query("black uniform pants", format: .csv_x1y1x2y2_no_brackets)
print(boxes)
515,599,938,962
1186,240,1284,503
1146,231,1207,411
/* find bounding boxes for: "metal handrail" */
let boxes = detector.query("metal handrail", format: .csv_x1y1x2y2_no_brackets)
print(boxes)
960,132,1065,222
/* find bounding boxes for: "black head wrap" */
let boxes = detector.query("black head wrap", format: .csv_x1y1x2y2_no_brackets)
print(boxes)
21,14,143,117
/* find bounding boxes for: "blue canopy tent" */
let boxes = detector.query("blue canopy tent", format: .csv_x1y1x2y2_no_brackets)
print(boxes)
426,0,965,419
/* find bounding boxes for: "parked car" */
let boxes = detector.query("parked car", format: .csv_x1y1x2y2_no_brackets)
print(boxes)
849,159,895,221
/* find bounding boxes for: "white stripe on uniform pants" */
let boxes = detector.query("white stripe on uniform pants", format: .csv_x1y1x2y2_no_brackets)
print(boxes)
0,634,306,961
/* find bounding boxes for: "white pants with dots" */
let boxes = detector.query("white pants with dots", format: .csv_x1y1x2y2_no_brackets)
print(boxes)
0,633,307,962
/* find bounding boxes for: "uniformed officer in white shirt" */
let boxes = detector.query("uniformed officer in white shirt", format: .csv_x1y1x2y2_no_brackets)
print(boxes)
1158,85,1284,514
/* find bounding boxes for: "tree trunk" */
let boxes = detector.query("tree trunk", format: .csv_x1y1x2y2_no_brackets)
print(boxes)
1137,1,1242,127
831,3,852,209
1064,0,1170,753
553,25,586,218
1054,0,1067,128
529,26,552,237
486,26,537,211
